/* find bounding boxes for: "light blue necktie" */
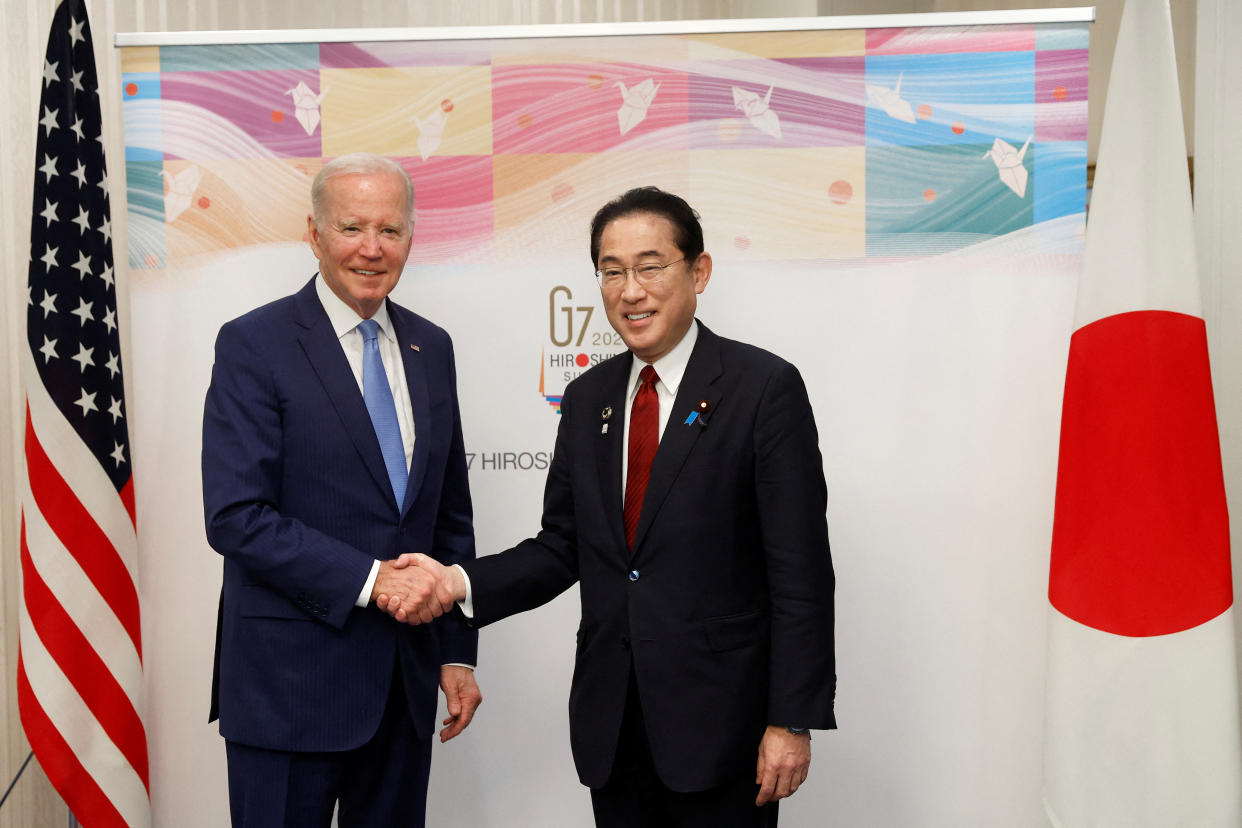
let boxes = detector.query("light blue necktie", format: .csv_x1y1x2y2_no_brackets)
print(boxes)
358,319,407,507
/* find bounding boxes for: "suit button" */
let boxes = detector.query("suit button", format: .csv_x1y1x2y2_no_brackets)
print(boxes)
621,636,630,650
628,570,639,581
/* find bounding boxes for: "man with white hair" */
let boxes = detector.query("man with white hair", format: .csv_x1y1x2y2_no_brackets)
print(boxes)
202,152,479,827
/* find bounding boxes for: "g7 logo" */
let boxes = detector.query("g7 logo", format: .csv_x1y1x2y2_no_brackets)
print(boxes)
549,286,594,347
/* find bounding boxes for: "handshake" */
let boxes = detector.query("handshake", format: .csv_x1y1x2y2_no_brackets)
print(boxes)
371,553,468,625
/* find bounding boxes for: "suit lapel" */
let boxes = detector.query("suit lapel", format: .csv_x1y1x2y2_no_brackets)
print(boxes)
391,304,428,517
631,323,723,556
292,279,395,505
593,357,630,551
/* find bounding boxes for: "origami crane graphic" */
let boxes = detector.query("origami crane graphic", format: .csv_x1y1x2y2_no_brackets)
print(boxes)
732,85,782,139
616,79,660,135
285,82,326,136
865,72,916,124
413,109,448,160
982,136,1032,197
160,165,201,222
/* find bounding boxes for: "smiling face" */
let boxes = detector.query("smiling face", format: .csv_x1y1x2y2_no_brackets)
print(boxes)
597,212,711,364
308,170,413,319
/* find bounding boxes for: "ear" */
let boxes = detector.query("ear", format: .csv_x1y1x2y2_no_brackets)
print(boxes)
307,214,323,259
691,251,712,294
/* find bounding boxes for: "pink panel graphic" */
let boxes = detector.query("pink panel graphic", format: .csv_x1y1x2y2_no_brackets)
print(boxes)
401,155,494,264
492,63,690,154
1036,49,1088,141
160,70,323,158
688,57,865,149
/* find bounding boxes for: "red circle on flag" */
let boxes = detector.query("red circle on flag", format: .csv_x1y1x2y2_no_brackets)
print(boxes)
1050,311,1232,636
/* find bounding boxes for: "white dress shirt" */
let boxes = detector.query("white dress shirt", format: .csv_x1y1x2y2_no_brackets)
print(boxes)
314,276,415,607
620,320,699,500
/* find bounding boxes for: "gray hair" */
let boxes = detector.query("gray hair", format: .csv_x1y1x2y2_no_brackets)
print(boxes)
310,152,415,228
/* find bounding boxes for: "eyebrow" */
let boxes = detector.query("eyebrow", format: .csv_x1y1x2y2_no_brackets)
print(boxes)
599,249,664,263
332,218,404,230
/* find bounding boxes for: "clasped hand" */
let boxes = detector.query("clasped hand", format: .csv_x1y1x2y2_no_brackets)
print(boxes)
372,553,455,624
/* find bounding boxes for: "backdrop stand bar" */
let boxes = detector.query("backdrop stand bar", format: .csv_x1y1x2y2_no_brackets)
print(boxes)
115,7,1095,48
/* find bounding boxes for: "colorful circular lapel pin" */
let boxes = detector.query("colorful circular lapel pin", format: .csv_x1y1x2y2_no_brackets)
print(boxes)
685,400,713,426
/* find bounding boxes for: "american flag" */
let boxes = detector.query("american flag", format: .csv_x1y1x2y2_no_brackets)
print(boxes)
20,0,150,825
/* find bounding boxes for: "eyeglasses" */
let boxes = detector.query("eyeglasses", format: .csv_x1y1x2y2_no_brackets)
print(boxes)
595,258,686,290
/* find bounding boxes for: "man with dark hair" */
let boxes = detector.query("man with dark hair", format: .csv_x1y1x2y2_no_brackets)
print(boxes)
589,185,705,264
390,186,835,827
202,152,480,827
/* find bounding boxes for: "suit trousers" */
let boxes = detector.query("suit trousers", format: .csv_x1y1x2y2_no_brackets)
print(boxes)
225,666,432,828
590,668,779,828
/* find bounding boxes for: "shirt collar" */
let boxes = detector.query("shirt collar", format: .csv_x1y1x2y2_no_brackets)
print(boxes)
315,273,396,342
627,320,699,399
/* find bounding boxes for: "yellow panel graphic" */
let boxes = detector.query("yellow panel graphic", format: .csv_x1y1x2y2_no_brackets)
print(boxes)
320,66,493,158
492,152,691,257
687,29,864,60
689,147,865,259
120,45,160,74
161,158,322,265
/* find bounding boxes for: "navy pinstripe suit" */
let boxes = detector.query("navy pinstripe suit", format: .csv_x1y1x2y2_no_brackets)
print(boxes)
202,276,475,811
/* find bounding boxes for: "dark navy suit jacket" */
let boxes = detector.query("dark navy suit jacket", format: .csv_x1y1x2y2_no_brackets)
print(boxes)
202,276,476,751
463,322,834,792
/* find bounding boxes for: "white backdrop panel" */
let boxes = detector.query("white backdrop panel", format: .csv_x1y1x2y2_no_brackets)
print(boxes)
120,17,1088,825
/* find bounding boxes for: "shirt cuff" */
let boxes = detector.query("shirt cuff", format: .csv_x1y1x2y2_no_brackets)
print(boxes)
453,564,475,618
355,559,381,608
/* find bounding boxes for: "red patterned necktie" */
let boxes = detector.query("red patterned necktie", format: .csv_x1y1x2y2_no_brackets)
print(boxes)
624,365,659,550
